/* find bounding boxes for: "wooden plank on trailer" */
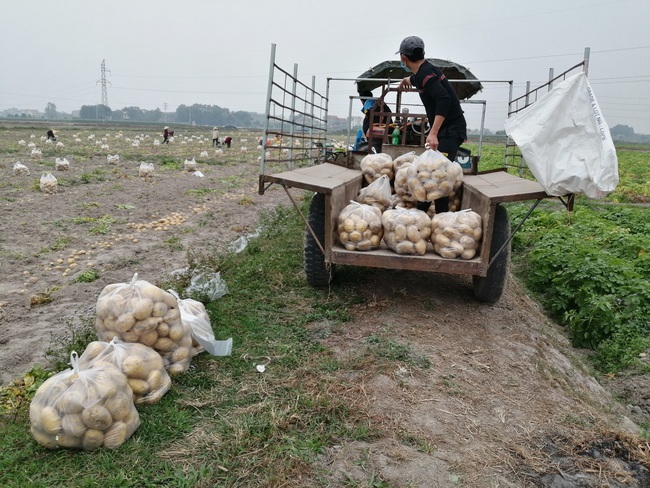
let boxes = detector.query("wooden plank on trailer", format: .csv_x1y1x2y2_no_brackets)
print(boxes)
261,163,362,194
329,245,483,275
464,172,549,202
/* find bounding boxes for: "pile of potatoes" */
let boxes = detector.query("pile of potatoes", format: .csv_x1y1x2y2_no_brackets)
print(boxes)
382,208,432,255
360,152,393,184
95,275,193,376
78,339,172,405
29,356,140,450
337,202,383,251
39,173,58,194
431,210,483,259
406,149,463,203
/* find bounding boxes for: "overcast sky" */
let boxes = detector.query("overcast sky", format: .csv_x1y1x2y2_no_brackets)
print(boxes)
1,0,649,134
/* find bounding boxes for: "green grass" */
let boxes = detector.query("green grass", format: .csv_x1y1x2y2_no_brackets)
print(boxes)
0,201,412,487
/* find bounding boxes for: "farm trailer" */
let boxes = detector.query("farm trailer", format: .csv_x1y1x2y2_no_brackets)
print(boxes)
258,44,588,302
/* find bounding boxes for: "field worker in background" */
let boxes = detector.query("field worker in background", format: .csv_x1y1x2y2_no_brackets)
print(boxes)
212,127,220,147
223,136,232,148
46,129,57,141
397,35,467,213
359,89,392,153
162,126,170,144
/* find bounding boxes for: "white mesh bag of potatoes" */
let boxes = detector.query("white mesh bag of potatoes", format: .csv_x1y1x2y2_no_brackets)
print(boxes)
392,151,418,172
393,162,417,208
168,290,233,357
40,172,58,194
13,162,30,175
78,338,172,405
55,157,70,171
360,151,394,184
184,158,198,172
95,273,193,376
431,209,483,259
138,162,154,177
337,201,383,251
406,149,463,203
381,207,432,255
355,174,392,212
29,352,140,450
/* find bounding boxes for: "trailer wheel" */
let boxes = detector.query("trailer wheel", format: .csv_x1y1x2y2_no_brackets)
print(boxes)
304,193,334,287
473,205,510,303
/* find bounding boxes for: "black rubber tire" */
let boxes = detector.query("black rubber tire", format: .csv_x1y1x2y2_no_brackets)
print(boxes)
473,205,510,303
304,193,334,287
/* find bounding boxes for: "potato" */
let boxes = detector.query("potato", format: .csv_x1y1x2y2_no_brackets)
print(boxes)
171,346,190,363
140,284,163,303
131,298,153,321
82,341,106,361
154,337,175,352
161,290,178,309
343,218,355,233
39,406,62,435
122,356,147,379
103,421,127,449
133,317,160,334
122,329,140,342
167,323,186,343
156,322,170,337
127,378,149,396
31,426,58,449
114,313,136,333
58,389,86,415
81,404,113,431
105,391,132,421
151,301,168,318
55,432,82,449
139,330,159,347
82,429,105,450
167,363,186,376
162,307,180,323
62,413,87,438
147,369,162,391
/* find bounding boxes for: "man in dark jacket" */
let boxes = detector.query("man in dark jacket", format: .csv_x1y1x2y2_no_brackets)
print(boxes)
396,36,466,162
397,35,467,212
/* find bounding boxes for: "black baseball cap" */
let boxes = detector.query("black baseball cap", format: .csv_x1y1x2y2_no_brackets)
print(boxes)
396,36,425,56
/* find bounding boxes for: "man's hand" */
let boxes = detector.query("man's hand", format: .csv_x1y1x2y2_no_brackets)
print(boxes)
398,77,412,91
425,132,439,150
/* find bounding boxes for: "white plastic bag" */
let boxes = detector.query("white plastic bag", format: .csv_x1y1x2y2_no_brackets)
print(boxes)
504,72,618,199
168,290,233,357
184,270,229,301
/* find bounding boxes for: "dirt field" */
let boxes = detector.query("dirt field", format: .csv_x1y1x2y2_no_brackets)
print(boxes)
1,122,649,486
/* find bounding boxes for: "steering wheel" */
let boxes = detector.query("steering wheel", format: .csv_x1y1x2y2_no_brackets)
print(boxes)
410,118,431,136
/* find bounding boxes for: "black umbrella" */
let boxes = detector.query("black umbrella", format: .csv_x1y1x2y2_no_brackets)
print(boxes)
356,59,483,100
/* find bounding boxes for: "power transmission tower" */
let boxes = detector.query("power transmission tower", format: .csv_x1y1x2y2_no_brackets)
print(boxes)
163,102,168,123
97,59,111,119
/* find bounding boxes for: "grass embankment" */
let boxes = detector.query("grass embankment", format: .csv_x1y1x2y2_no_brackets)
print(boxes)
466,143,650,373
